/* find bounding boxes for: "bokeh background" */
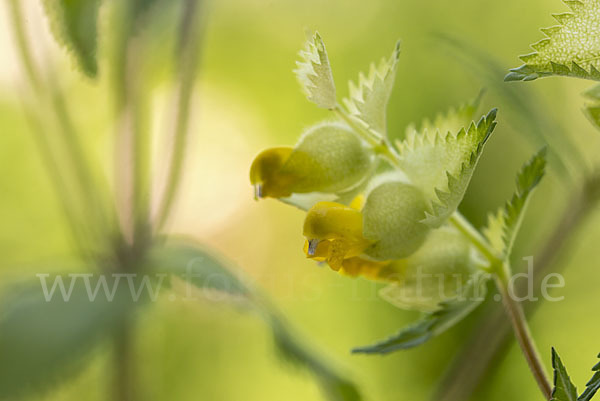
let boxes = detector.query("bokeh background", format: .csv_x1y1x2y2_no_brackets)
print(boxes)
0,0,599,400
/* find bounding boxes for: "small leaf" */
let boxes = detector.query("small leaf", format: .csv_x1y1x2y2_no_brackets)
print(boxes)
396,108,498,228
42,0,101,77
551,348,578,401
506,0,600,82
352,273,487,354
403,91,483,142
578,352,600,401
483,148,547,258
149,240,363,401
294,32,337,109
342,41,401,136
0,276,136,399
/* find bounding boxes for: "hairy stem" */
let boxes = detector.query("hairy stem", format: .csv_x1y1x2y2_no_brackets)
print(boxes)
449,212,499,266
495,264,552,399
333,105,401,168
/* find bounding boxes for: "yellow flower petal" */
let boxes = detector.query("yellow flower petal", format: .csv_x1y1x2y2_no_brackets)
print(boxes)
249,147,294,198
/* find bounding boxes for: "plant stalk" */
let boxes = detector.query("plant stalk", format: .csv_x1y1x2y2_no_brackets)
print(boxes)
494,263,552,399
114,320,136,401
155,0,205,230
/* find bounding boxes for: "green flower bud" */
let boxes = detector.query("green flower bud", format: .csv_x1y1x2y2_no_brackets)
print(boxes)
362,180,429,260
379,227,480,312
250,122,374,199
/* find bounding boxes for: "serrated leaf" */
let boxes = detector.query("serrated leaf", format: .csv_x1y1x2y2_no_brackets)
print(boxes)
294,32,337,109
342,41,400,136
0,276,136,399
403,92,483,142
578,353,600,401
483,148,547,258
506,0,600,82
149,240,362,401
396,108,498,228
352,274,487,354
42,0,100,77
552,348,579,401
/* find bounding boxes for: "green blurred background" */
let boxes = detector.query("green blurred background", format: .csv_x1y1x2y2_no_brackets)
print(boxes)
0,0,599,400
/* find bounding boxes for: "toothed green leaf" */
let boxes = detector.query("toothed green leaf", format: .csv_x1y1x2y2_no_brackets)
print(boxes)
403,92,483,142
483,149,547,258
551,348,579,401
506,0,600,82
342,41,401,136
352,274,487,354
396,108,498,228
42,0,100,77
294,33,337,109
578,353,600,401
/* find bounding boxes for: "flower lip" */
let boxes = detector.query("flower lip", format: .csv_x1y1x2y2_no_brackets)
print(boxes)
307,239,320,256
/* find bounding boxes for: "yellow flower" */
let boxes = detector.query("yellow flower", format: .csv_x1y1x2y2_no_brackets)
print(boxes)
302,201,392,280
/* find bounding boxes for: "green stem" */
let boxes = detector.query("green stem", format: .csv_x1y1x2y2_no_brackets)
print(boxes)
494,264,553,399
449,212,500,267
333,105,401,168
449,213,552,399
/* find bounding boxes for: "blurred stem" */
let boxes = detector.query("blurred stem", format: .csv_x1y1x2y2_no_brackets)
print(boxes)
433,170,600,401
114,320,136,401
7,0,40,92
8,0,91,253
494,263,552,399
8,0,110,255
155,0,204,230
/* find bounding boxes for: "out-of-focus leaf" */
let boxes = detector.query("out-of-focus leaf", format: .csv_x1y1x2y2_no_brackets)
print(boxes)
584,84,600,132
42,0,101,77
148,240,363,401
551,348,578,401
484,148,547,258
578,353,600,401
268,315,361,401
147,241,251,298
352,274,487,354
0,275,138,399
